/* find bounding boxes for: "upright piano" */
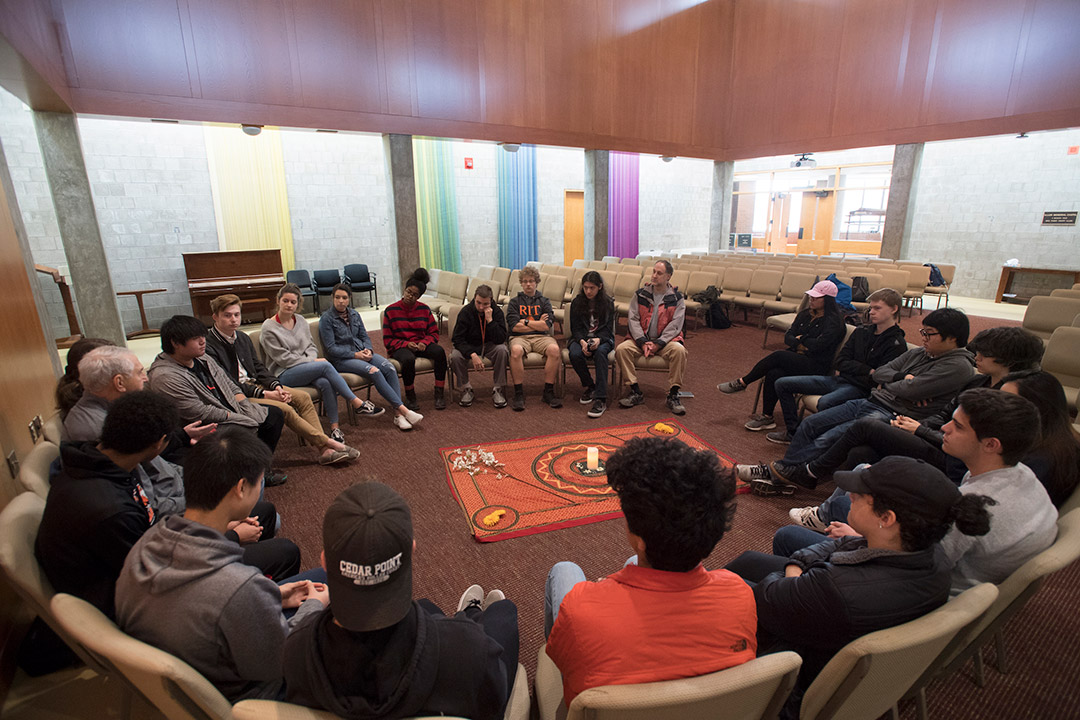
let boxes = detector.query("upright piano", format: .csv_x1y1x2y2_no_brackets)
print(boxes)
183,249,286,324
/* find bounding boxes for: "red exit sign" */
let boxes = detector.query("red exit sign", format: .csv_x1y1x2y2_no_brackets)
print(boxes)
464,157,474,169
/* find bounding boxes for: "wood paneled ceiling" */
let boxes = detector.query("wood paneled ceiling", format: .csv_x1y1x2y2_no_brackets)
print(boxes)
1,0,1078,160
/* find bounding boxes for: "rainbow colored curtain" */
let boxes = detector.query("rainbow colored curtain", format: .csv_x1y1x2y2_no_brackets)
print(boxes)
608,151,640,258
413,137,462,272
497,145,537,269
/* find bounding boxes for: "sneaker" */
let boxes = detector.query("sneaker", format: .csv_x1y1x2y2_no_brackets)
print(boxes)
404,389,420,412
459,387,475,407
403,409,423,426
579,387,595,404
735,463,772,482
587,398,607,418
542,387,562,408
750,477,798,496
512,392,525,412
344,445,361,460
265,469,288,487
319,449,351,466
356,400,385,417
766,430,792,444
457,584,484,612
744,414,777,431
482,589,505,610
717,378,747,393
393,414,413,432
433,387,446,410
330,428,346,443
619,389,645,408
772,460,816,489
789,506,828,532
492,387,507,408
666,390,686,415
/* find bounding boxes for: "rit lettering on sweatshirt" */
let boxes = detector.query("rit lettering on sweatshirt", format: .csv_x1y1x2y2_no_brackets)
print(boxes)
340,553,402,586
519,302,545,321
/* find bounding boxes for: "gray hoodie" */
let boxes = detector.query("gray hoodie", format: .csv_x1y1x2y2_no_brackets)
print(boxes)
869,346,975,418
115,515,323,701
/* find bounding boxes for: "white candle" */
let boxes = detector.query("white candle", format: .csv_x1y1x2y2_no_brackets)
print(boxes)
587,447,599,471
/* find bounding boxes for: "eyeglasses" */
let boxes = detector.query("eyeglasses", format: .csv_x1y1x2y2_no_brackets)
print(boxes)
919,329,940,339
403,289,421,299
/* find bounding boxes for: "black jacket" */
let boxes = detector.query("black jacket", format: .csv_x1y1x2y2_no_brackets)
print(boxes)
452,303,508,358
205,326,282,399
783,310,846,370
755,537,949,691
568,294,616,345
834,324,908,390
35,442,155,618
284,603,510,720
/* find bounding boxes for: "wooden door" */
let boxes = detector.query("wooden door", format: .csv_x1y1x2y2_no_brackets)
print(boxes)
563,190,584,265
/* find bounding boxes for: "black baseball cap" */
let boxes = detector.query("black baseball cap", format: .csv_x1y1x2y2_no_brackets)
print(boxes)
834,456,960,519
323,482,414,632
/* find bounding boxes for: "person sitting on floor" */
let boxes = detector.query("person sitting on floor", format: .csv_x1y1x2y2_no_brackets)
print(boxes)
738,307,974,495
36,391,176,618
261,283,392,440
544,436,756,708
717,280,848,438
149,314,289,486
319,282,424,432
567,270,616,419
507,266,562,410
725,456,993,717
450,284,510,408
284,482,519,720
614,260,689,415
382,269,448,412
786,326,1046,529
206,293,358,465
116,427,328,702
775,389,1057,596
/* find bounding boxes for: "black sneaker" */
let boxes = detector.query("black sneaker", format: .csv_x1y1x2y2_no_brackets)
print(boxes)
619,389,645,408
512,392,525,412
666,390,686,415
587,398,606,418
433,387,446,410
750,477,797,497
579,387,595,404
265,469,288,487
542,386,562,408
771,460,816,489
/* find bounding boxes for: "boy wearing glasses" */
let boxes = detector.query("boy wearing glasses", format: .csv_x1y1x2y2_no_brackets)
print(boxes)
739,308,975,493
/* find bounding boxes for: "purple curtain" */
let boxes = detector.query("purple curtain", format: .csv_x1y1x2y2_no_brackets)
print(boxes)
608,152,639,258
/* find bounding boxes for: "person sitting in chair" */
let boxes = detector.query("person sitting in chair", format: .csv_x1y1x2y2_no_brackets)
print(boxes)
450,285,510,408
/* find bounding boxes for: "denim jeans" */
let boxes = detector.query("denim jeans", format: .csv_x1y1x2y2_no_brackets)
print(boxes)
773,375,867,434
568,340,613,400
331,354,403,408
544,561,587,638
818,487,852,524
277,362,358,425
782,399,894,466
772,526,830,557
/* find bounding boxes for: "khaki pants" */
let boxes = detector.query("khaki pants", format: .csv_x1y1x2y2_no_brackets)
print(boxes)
614,339,687,390
252,386,330,448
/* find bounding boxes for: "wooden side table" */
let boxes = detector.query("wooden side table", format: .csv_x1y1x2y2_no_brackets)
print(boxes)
117,288,167,339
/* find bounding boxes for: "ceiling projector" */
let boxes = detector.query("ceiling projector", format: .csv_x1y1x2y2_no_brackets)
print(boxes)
791,153,816,168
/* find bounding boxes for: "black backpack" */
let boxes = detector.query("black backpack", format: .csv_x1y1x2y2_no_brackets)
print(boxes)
707,301,731,329
850,276,870,303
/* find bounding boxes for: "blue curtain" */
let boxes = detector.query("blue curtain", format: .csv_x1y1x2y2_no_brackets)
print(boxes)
497,145,537,269
413,137,462,272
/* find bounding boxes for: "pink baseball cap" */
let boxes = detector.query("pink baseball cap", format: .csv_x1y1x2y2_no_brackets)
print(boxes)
806,280,838,298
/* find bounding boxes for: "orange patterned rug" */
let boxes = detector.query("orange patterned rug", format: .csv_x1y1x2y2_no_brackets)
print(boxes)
442,419,739,542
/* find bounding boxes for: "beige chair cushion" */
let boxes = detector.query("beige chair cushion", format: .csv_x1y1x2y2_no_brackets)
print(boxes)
17,441,59,499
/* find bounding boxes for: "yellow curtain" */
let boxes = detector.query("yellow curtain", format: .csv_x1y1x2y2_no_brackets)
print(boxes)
203,124,295,271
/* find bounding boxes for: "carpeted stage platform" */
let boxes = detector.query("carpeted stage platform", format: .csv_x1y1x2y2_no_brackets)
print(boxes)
264,307,1080,719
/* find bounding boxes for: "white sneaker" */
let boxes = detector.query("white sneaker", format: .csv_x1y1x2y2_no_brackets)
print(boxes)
482,589,505,610
457,584,484,612
402,409,423,426
789,506,828,532
736,463,772,481
393,414,413,432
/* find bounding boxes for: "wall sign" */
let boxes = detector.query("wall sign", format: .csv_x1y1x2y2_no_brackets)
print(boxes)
464,158,474,169
737,233,753,248
1042,211,1077,226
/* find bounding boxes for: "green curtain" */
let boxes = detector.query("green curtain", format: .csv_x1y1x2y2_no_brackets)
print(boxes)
412,137,462,272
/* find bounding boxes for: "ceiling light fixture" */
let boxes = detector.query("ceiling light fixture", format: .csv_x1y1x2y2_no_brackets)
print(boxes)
241,124,263,136
1016,132,1029,139
660,156,675,163
498,142,521,153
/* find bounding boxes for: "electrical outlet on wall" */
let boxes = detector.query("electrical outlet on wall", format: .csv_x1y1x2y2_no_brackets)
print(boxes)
28,415,42,443
5,451,17,479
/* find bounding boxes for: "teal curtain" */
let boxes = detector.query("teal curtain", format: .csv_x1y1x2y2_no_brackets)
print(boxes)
497,145,537,269
413,137,462,272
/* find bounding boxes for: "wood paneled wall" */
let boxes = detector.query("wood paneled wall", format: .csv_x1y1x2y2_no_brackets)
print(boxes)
4,0,1080,159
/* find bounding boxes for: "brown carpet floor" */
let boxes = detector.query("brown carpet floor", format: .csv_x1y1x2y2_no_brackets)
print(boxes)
265,306,1080,719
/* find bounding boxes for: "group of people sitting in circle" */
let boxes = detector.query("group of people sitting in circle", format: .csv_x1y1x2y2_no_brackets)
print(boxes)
29,262,1077,718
